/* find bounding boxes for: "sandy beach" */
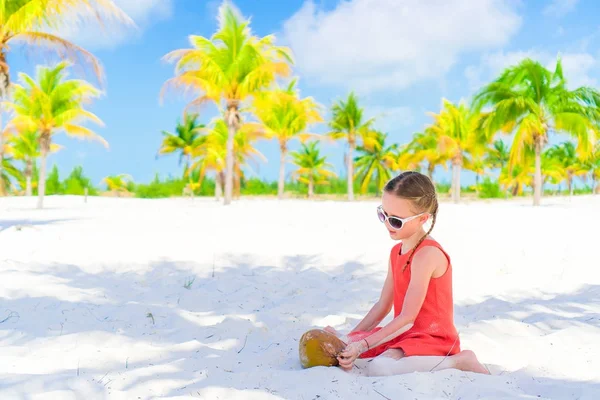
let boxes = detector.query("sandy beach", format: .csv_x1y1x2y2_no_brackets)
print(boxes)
0,195,599,399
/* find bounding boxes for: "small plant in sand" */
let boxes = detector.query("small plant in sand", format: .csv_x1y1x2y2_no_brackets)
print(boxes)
183,277,195,290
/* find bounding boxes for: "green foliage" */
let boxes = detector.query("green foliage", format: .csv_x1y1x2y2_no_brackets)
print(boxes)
133,174,215,198
435,181,451,194
37,164,96,195
64,166,96,195
240,178,278,195
46,165,62,195
478,178,503,199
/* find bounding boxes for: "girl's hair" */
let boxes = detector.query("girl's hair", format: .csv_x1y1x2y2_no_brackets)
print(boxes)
384,171,439,271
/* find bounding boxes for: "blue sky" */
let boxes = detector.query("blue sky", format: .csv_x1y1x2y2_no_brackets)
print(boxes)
7,0,600,186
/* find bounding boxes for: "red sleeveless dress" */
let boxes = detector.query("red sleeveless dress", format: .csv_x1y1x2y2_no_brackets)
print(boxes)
347,239,461,358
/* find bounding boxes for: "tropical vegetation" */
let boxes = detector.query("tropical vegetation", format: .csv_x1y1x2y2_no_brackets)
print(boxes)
1,1,599,207
161,3,293,205
0,0,131,197
4,62,106,208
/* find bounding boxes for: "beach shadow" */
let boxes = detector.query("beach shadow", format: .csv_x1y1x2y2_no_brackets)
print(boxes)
456,285,600,332
2,258,598,399
0,218,75,231
0,255,383,398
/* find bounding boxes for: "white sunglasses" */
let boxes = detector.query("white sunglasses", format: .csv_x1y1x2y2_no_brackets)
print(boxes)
376,205,425,231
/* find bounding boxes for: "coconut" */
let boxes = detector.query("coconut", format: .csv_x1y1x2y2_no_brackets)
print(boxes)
299,329,347,368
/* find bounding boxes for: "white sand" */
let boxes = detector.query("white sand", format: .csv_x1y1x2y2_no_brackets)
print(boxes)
0,195,599,399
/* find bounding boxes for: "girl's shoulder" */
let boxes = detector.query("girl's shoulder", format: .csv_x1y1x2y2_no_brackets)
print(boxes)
390,237,451,265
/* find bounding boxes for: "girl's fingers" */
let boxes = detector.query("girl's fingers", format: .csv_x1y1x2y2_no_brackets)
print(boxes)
338,355,355,370
338,360,352,370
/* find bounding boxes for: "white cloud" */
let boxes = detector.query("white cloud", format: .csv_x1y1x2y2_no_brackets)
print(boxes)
543,0,579,17
282,0,522,93
465,50,597,91
51,0,174,49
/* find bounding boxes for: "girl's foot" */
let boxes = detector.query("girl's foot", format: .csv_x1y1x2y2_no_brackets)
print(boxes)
453,350,490,374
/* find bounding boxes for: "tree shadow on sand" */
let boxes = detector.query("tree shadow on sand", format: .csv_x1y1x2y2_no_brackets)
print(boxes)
0,218,75,232
1,258,598,399
456,285,600,331
0,255,383,398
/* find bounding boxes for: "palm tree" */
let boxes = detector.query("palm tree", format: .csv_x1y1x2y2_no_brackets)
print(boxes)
499,164,530,196
0,123,13,195
0,154,23,194
355,131,398,195
473,57,600,206
485,139,511,197
0,1,131,187
103,174,133,196
582,143,600,194
426,99,486,203
9,128,61,196
162,3,292,205
4,62,106,209
485,139,510,169
398,130,448,180
465,141,488,194
328,92,375,201
290,141,336,198
253,79,322,199
545,142,588,195
499,147,563,196
158,113,205,175
191,118,265,199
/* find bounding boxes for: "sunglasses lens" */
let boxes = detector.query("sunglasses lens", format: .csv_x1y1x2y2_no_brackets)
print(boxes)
388,218,403,230
377,208,386,222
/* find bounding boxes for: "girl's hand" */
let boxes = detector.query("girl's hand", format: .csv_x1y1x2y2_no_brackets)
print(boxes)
337,341,367,370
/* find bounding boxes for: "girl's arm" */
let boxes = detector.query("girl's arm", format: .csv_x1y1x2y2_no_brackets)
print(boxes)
361,246,445,349
349,259,394,333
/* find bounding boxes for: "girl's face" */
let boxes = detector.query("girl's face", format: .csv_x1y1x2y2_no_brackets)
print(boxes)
380,191,429,240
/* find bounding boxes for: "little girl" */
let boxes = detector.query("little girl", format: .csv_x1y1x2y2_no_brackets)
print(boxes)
330,171,488,376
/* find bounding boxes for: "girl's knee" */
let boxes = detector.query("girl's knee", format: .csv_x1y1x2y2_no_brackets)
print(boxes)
380,349,404,360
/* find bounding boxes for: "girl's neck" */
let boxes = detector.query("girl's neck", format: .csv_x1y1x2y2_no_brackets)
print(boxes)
400,228,428,255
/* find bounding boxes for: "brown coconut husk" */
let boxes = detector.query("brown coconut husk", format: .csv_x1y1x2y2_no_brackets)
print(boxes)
299,329,347,368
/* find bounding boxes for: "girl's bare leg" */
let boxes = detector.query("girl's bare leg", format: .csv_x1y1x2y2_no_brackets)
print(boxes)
323,326,338,335
366,349,490,376
323,326,349,344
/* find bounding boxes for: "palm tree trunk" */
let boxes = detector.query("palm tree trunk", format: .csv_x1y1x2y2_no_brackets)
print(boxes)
25,158,33,196
451,158,461,203
37,135,50,209
475,173,480,196
278,141,287,200
186,154,192,178
308,176,314,198
215,171,223,201
347,138,355,201
568,173,573,196
533,140,543,206
234,164,241,199
224,102,238,206
427,162,435,181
